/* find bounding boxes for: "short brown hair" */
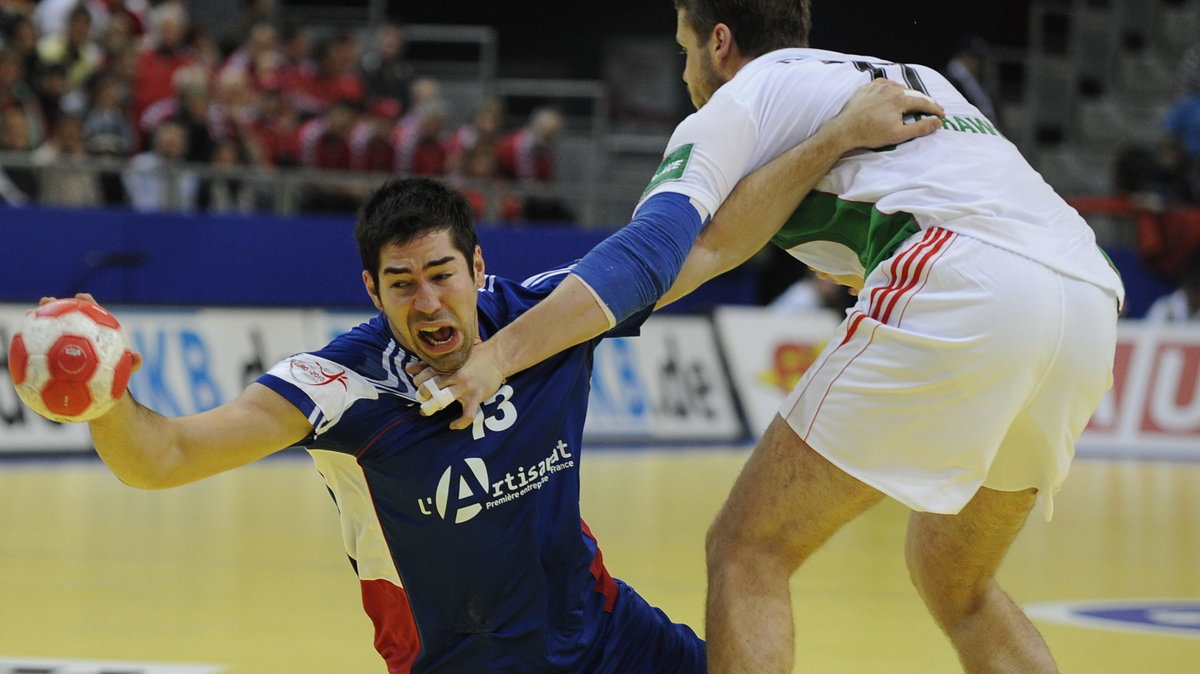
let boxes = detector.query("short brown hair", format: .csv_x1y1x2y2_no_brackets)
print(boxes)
356,178,478,284
674,0,811,57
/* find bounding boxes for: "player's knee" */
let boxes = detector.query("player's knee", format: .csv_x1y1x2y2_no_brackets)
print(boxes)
705,507,797,574
704,509,736,565
704,506,763,569
907,562,992,625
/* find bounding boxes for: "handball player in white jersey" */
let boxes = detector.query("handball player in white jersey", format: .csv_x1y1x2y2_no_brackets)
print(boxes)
415,1,1123,672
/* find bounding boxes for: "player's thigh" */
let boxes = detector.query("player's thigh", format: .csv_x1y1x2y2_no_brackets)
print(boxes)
711,414,884,562
904,486,1037,593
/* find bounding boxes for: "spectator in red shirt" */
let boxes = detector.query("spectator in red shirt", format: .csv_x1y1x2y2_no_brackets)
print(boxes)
393,98,448,176
297,98,356,170
494,106,574,222
446,97,503,175
495,106,563,183
97,0,148,38
131,3,194,121
454,142,523,223
138,63,214,161
222,22,281,93
350,97,400,172
206,65,270,169
297,98,364,212
250,88,300,167
286,30,364,117
276,24,311,82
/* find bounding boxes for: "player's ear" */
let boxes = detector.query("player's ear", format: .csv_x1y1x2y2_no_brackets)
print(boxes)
712,22,734,60
472,245,485,288
362,270,384,311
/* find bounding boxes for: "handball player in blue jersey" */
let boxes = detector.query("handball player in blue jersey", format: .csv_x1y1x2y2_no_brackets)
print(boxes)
77,177,702,673
54,77,931,672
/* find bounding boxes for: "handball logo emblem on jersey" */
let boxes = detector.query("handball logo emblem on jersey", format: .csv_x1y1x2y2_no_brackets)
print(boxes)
288,357,349,389
642,143,693,195
420,440,576,524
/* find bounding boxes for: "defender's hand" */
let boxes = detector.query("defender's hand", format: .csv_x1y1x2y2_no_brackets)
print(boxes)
829,78,944,150
408,340,506,431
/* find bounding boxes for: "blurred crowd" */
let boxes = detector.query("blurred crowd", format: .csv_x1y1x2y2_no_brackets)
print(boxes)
0,0,572,222
1106,43,1200,321
1114,44,1200,211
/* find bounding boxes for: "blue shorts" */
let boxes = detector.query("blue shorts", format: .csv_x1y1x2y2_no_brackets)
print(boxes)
586,579,707,673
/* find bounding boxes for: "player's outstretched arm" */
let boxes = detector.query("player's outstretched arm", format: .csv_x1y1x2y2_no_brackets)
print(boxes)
414,80,943,429
90,382,313,489
658,79,943,307
36,294,315,489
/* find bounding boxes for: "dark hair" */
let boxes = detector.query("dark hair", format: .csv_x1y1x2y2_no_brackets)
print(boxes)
68,4,93,24
356,177,478,283
674,0,811,57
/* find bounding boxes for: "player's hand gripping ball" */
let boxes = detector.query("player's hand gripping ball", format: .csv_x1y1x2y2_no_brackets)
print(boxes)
8,298,134,423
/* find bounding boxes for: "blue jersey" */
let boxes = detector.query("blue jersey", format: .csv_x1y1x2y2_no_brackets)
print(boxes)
256,268,698,673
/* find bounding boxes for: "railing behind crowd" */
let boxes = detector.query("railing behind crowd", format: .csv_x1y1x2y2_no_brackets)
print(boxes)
0,147,659,228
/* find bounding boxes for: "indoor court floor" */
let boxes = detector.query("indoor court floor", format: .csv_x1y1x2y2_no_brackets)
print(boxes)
0,447,1196,673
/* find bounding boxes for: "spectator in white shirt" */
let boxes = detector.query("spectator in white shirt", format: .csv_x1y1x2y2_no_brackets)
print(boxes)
122,119,199,212
1145,259,1200,322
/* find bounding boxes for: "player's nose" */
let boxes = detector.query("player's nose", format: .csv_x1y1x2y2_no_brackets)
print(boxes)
412,281,442,313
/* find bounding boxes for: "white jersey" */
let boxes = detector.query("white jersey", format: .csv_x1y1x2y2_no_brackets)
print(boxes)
639,48,1125,306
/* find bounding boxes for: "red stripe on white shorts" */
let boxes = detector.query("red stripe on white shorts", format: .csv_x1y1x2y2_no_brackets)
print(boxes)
869,228,954,325
839,310,869,346
866,231,928,321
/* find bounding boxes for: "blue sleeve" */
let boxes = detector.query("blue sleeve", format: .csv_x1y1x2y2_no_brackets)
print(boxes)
509,265,651,339
569,192,706,323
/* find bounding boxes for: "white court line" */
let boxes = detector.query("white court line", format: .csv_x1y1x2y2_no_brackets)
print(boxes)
0,658,224,674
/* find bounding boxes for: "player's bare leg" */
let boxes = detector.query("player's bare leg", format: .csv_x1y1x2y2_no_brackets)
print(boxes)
905,487,1059,673
705,415,884,673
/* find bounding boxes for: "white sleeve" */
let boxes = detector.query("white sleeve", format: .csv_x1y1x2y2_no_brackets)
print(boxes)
261,355,380,436
635,95,760,221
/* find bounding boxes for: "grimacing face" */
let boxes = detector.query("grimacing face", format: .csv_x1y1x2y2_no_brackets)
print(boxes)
676,8,727,109
363,230,485,373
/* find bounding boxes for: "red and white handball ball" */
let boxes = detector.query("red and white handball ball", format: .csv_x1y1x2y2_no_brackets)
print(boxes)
8,298,134,423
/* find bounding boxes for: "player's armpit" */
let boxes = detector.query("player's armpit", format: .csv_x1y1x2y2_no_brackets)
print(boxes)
90,383,313,489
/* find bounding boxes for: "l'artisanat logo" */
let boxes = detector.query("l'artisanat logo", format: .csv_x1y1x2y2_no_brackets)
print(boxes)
417,440,576,524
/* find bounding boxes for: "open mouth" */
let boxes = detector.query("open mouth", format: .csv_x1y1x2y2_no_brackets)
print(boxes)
418,325,458,349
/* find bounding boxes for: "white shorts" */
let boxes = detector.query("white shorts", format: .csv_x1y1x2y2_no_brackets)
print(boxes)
781,227,1119,520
